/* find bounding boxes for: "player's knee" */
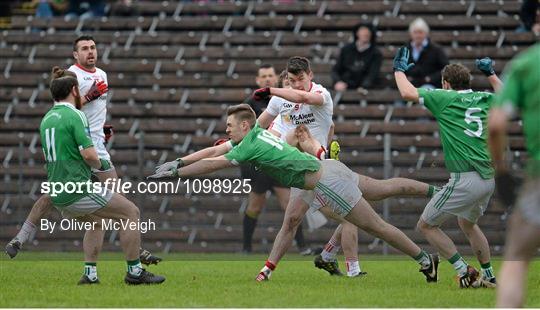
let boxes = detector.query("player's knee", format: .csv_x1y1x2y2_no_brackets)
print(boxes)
458,219,475,236
123,202,140,221
416,219,432,232
285,214,302,231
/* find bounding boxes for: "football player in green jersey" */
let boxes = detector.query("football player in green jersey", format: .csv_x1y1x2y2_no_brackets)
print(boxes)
6,36,161,267
150,103,439,283
37,67,164,285
489,43,540,308
394,46,503,288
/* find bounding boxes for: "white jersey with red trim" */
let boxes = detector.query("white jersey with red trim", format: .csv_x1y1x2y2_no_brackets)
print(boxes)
266,82,333,148
68,64,108,139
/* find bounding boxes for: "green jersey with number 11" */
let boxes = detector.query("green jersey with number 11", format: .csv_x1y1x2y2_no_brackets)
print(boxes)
40,102,94,206
418,88,494,179
225,123,320,188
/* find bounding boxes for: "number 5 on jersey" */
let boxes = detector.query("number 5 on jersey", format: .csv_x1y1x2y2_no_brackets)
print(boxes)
44,127,57,162
464,108,483,138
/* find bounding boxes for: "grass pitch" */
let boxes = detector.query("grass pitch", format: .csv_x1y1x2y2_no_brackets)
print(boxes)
1,252,539,308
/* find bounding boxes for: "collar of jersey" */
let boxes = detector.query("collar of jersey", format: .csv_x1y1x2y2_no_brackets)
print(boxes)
54,102,77,110
457,89,473,93
75,63,97,73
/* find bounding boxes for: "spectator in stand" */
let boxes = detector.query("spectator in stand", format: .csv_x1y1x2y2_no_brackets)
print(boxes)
65,0,106,20
32,0,69,18
516,0,540,35
406,18,448,89
332,23,382,93
110,0,140,17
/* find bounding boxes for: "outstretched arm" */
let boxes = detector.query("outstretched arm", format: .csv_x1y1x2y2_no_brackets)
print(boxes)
178,155,234,177
393,47,419,103
151,142,231,177
253,87,324,106
181,142,231,164
476,57,504,92
271,87,324,106
395,71,419,103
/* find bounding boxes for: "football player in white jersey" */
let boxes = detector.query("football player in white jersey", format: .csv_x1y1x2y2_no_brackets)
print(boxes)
5,36,161,274
256,57,438,278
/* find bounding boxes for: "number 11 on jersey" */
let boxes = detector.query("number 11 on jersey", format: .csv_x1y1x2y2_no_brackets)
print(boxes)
44,127,57,162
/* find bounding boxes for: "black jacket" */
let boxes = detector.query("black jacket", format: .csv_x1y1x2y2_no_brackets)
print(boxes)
406,39,449,88
332,24,382,89
520,0,539,30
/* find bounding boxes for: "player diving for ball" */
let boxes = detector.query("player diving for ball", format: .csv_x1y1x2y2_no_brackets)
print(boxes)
255,56,440,278
149,103,440,283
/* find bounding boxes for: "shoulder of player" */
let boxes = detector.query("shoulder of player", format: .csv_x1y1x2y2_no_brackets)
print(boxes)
95,67,107,76
65,106,89,126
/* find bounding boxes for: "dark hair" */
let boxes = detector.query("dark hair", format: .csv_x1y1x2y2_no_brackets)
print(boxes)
442,64,471,90
277,70,288,88
49,66,78,101
286,56,311,76
257,64,275,76
226,104,256,127
353,23,377,45
73,35,95,51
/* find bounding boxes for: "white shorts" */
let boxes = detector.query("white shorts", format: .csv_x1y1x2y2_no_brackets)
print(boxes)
58,186,113,218
422,171,494,226
91,135,115,173
293,160,362,217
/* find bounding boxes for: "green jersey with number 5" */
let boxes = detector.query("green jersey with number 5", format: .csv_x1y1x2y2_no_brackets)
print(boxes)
40,102,94,206
418,88,494,179
224,123,320,188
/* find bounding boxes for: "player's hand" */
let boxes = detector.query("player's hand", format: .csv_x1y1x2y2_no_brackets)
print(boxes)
495,171,518,207
154,158,184,174
84,80,108,102
253,87,271,101
147,167,179,179
475,57,495,77
393,47,415,73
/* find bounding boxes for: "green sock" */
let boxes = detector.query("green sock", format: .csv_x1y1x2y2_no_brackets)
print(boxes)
481,262,495,279
127,259,143,276
84,262,98,281
448,253,468,276
413,250,431,268
427,185,435,197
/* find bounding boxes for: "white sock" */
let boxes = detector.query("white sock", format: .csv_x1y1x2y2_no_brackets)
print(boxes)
127,260,143,276
84,264,98,282
453,259,468,277
14,220,37,244
321,237,340,262
346,257,361,277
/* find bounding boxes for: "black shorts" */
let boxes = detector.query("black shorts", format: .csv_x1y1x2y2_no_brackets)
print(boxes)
240,164,286,194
